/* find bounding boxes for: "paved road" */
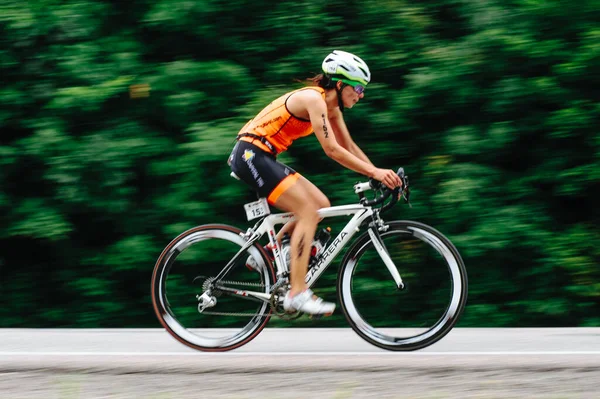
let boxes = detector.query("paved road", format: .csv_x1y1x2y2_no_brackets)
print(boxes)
3,327,600,353
1,328,599,398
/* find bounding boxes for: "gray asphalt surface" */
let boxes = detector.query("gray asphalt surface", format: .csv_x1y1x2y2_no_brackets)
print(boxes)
1,328,599,398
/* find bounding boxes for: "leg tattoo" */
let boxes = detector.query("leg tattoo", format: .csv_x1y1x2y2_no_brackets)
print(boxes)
297,235,305,259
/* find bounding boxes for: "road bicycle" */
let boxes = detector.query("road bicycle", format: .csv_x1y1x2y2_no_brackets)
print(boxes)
151,168,468,351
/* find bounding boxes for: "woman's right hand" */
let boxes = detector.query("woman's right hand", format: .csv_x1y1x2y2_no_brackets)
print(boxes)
372,168,403,190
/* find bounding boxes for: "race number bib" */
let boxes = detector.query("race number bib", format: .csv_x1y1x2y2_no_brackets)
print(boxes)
244,198,270,221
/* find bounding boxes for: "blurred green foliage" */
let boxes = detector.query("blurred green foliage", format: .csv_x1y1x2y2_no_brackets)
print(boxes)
0,0,598,327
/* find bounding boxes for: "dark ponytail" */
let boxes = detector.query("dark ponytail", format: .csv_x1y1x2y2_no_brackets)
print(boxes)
305,73,337,89
304,73,346,112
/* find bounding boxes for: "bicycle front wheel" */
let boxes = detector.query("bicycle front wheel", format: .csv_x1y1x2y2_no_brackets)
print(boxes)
337,220,468,351
151,224,275,352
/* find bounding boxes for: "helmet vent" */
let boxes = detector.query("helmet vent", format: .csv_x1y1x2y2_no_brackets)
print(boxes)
339,65,350,71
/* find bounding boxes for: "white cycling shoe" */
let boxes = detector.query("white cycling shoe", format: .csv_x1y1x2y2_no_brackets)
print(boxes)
283,289,335,316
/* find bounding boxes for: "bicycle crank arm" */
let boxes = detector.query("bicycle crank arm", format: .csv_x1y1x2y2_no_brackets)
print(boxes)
367,228,405,290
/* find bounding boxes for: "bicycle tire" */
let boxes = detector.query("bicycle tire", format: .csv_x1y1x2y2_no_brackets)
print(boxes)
151,224,276,352
337,220,468,351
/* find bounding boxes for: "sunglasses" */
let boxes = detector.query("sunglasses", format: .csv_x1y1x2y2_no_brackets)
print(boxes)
332,78,365,95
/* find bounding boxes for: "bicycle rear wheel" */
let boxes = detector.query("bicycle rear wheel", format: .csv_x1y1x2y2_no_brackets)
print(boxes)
151,224,275,352
337,220,468,351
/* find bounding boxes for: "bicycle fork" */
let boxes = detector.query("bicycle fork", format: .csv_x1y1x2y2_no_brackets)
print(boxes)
367,226,405,290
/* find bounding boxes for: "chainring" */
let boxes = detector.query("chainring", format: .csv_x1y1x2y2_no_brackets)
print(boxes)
269,279,302,320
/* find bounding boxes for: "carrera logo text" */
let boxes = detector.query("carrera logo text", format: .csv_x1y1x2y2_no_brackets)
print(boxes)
306,231,348,281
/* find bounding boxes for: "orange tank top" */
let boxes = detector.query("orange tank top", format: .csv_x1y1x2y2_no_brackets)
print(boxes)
237,87,325,154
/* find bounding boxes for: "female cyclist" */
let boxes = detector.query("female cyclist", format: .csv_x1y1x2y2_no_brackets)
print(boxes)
228,50,402,315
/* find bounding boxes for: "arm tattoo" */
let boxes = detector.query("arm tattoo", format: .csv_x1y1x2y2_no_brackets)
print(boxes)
297,234,305,258
321,114,329,138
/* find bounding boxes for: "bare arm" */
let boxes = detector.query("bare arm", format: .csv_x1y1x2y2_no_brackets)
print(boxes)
299,91,401,189
328,108,374,166
315,112,376,177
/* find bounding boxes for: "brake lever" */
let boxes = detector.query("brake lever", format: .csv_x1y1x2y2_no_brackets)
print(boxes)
400,174,411,207
402,187,412,208
402,176,412,208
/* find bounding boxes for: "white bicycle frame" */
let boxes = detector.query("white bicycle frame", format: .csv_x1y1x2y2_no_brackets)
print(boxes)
221,181,405,303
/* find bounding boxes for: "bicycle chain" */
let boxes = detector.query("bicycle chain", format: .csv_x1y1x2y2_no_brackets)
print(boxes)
200,277,270,317
199,277,301,319
199,310,268,317
200,275,266,289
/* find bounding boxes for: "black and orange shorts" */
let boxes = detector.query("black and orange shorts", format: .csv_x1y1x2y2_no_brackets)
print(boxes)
228,140,301,205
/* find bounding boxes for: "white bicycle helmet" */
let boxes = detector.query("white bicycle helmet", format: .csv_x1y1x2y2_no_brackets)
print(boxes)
322,50,371,86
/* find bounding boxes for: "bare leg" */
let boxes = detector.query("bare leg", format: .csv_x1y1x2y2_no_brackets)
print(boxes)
273,177,330,295
289,214,317,294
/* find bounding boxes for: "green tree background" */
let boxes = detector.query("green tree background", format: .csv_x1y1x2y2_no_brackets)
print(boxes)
1,0,598,327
